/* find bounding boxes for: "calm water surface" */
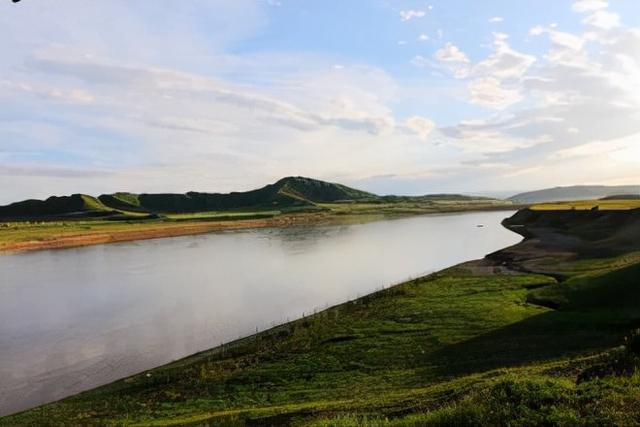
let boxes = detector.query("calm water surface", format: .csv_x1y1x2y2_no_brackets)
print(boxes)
0,211,519,415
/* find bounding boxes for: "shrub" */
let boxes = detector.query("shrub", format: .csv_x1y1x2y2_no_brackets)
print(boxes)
624,328,640,356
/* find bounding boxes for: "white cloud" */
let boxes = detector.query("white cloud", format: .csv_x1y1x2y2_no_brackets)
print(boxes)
475,33,536,80
582,10,620,30
399,10,426,21
442,123,551,154
468,77,523,109
433,43,471,78
0,37,449,202
433,33,535,110
418,34,429,41
404,116,435,140
434,43,470,63
572,0,608,13
530,26,584,50
489,16,504,23
551,133,640,162
439,4,640,188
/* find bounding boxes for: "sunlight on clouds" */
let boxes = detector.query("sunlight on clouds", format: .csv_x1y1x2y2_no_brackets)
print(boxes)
436,0,640,190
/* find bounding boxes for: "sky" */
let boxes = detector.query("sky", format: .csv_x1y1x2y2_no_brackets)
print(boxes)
1,0,640,203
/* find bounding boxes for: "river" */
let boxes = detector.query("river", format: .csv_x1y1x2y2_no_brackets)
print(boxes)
0,210,520,415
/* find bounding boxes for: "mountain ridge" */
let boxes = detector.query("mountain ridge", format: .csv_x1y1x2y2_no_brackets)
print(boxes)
0,176,503,219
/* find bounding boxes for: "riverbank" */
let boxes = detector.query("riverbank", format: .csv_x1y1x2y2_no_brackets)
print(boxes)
0,203,516,254
3,207,640,425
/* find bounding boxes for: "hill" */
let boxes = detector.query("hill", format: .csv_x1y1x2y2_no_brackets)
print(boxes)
0,176,501,220
601,194,640,200
0,194,114,219
5,207,640,425
128,176,376,213
510,185,640,204
0,177,376,219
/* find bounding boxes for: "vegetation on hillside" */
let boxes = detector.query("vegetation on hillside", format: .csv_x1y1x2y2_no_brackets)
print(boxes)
4,207,640,426
0,194,114,219
0,176,508,221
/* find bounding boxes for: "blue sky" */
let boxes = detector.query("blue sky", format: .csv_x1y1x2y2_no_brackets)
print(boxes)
1,0,640,203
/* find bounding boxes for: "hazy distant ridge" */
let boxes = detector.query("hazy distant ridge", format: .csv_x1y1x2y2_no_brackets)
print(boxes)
510,185,640,204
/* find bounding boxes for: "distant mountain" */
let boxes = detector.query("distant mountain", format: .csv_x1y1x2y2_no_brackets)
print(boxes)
0,177,377,219
510,185,640,204
600,194,640,201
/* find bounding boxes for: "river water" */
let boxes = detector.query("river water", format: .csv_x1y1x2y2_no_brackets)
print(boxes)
0,210,519,415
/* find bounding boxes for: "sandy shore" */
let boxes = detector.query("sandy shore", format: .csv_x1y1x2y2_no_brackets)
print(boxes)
0,214,334,254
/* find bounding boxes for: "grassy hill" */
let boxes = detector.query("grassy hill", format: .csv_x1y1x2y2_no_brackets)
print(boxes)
0,177,375,219
510,185,640,204
0,194,115,219
4,207,640,426
126,176,371,214
0,176,504,220
97,192,147,212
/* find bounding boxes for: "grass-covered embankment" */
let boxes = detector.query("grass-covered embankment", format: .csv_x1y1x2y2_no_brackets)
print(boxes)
4,207,640,426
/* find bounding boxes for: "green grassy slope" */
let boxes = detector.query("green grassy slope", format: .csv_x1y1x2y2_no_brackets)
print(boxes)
275,176,375,203
0,194,114,219
4,208,640,426
97,193,146,212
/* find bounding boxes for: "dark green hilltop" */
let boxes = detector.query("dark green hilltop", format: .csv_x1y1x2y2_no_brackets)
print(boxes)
0,176,498,220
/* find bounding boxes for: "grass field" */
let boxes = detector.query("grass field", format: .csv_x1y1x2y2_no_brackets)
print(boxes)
531,199,640,211
3,208,640,426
